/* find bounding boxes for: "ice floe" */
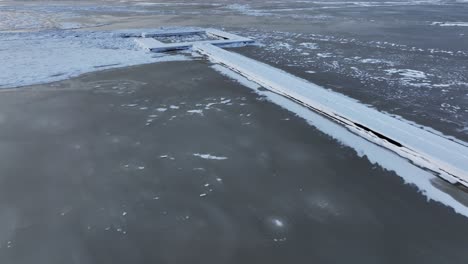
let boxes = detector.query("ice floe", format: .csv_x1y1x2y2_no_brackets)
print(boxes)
385,68,431,87
193,153,228,160
299,42,318,49
317,53,334,58
431,22,468,27
187,109,204,115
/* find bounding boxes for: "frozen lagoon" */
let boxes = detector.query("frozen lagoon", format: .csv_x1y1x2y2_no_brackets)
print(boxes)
0,61,467,263
1,0,468,263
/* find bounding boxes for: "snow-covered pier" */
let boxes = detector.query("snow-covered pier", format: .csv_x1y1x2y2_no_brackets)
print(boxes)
135,28,254,52
135,29,468,188
195,43,468,188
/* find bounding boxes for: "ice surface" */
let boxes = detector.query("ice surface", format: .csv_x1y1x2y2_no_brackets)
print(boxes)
242,29,468,140
0,30,190,89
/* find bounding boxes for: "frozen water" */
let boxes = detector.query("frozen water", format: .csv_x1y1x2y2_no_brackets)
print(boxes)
0,30,190,89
